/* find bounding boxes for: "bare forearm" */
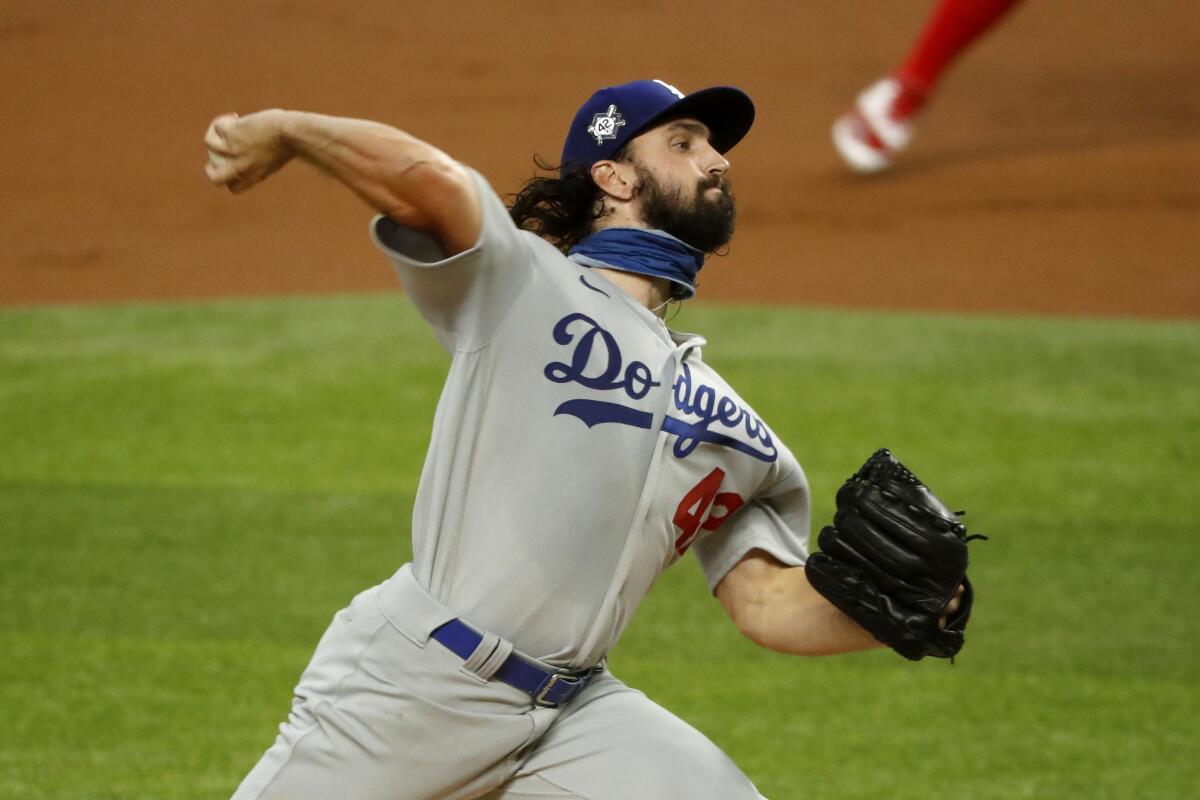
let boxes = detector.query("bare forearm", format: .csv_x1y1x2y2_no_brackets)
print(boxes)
717,551,882,656
205,109,480,253
751,567,882,655
280,113,448,215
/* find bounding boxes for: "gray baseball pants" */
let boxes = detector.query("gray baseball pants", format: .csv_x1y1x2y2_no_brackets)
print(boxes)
231,565,766,800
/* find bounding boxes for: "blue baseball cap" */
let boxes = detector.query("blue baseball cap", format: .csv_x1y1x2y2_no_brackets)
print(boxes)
559,79,755,175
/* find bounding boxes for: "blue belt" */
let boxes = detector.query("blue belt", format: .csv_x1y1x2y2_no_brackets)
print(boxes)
430,619,599,708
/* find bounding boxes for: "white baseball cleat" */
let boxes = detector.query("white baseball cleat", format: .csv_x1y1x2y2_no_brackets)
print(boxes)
832,77,925,174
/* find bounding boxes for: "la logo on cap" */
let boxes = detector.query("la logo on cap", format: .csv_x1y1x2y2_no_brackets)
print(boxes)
586,104,626,145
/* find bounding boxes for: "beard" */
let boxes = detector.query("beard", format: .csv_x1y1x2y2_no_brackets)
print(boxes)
634,165,736,254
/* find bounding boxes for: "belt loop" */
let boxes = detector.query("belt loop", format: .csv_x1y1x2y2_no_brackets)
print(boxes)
475,637,514,680
462,631,502,676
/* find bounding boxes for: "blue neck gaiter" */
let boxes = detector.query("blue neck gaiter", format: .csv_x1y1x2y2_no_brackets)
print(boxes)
568,228,705,300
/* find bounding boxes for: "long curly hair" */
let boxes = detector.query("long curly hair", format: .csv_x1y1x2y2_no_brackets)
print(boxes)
507,150,629,253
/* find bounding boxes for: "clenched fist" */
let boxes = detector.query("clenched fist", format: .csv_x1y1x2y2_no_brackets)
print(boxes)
204,110,294,193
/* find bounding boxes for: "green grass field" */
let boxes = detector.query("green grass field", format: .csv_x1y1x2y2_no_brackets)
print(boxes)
2,294,1196,799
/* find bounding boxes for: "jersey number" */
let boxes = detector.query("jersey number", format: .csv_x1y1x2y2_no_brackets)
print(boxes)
672,468,744,556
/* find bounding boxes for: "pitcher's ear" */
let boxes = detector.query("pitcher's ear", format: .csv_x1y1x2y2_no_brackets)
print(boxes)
590,159,637,202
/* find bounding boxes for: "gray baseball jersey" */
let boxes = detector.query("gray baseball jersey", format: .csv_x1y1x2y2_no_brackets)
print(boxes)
231,167,807,800
371,168,810,669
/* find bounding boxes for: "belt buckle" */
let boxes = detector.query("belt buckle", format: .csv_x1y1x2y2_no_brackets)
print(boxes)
534,672,582,708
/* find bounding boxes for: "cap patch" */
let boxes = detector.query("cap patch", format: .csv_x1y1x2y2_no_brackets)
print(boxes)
586,104,627,146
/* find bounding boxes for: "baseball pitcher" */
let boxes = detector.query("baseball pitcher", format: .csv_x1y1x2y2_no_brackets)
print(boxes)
205,78,980,800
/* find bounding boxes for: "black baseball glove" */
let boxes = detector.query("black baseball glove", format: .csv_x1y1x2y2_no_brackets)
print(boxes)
805,448,985,661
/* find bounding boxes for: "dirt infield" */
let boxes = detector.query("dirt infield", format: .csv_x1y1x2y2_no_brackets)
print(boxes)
1,1,1197,317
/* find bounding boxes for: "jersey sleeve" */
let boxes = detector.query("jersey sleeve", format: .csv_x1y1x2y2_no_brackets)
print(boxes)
369,166,532,352
690,448,811,593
